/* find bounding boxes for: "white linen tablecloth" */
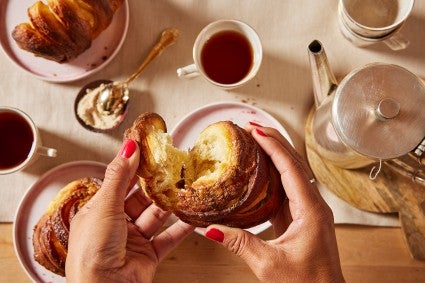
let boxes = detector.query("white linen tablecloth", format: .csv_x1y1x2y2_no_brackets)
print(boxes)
1,0,424,225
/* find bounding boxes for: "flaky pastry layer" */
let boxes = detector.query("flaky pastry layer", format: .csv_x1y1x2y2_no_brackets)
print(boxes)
12,0,124,62
33,177,101,276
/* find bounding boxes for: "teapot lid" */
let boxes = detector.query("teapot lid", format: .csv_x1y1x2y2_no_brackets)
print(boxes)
332,63,425,160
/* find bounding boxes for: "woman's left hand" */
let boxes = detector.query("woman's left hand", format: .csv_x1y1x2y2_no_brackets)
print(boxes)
66,139,194,283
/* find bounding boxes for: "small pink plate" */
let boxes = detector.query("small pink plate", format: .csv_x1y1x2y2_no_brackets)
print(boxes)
13,161,107,282
0,1,129,82
170,101,293,235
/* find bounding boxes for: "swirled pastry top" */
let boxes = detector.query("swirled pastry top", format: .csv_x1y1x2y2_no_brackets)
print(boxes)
33,177,101,276
12,0,124,62
124,112,285,228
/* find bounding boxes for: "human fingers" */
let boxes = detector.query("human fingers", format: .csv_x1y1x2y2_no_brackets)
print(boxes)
250,127,322,210
124,188,153,221
125,175,140,195
152,220,195,261
246,123,292,147
270,197,292,235
93,139,140,214
133,203,171,239
245,123,311,175
203,225,275,279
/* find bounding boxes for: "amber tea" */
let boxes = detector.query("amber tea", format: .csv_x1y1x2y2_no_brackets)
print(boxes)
201,30,253,85
0,111,34,170
177,20,262,89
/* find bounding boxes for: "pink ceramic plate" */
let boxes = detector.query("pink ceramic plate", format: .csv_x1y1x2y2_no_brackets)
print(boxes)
0,1,129,82
170,101,293,235
13,161,107,283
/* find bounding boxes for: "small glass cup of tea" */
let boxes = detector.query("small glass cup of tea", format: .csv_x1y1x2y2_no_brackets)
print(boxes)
0,107,57,174
177,19,262,89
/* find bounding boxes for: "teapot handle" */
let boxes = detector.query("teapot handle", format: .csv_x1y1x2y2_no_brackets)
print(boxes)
385,156,425,185
413,137,425,163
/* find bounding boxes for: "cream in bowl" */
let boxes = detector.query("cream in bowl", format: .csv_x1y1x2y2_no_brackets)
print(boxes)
74,80,128,133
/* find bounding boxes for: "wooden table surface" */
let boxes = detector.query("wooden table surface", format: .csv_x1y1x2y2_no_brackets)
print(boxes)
2,1,425,282
1,223,425,282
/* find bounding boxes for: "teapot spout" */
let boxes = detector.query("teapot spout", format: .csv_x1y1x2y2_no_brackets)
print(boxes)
308,40,338,108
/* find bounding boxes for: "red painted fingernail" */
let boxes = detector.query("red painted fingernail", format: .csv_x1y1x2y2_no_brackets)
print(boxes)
249,121,262,127
256,128,267,137
119,139,137,158
205,228,224,243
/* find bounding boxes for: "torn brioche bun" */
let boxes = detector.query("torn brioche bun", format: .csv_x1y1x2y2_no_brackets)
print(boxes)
124,112,285,228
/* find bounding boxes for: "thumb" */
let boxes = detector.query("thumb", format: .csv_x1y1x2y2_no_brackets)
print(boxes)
204,225,269,266
96,139,140,208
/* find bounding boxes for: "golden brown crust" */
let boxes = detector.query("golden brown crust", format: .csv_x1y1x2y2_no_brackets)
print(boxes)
124,112,168,180
11,0,124,63
33,177,101,276
124,112,285,228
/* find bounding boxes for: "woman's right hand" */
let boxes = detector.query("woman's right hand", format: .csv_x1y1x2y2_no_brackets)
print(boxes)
203,124,345,282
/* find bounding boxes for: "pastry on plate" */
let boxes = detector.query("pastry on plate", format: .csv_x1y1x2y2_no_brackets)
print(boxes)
33,177,101,276
12,0,124,63
124,112,285,228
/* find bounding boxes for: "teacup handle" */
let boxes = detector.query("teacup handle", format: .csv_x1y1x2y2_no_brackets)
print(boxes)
177,64,199,78
37,146,57,158
383,33,410,51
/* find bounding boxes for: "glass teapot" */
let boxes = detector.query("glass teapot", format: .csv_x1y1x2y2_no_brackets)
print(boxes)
307,40,425,183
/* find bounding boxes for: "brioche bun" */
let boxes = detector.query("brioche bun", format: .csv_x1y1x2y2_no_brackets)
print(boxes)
124,112,285,228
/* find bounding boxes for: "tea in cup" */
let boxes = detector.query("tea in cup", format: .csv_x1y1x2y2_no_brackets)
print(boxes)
338,0,414,50
177,19,262,89
0,107,57,174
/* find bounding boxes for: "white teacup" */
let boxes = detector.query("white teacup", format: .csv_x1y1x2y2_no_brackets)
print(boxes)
338,0,414,50
177,19,262,89
0,107,57,174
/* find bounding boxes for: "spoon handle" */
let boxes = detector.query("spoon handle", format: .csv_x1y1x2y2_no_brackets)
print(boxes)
124,28,180,85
